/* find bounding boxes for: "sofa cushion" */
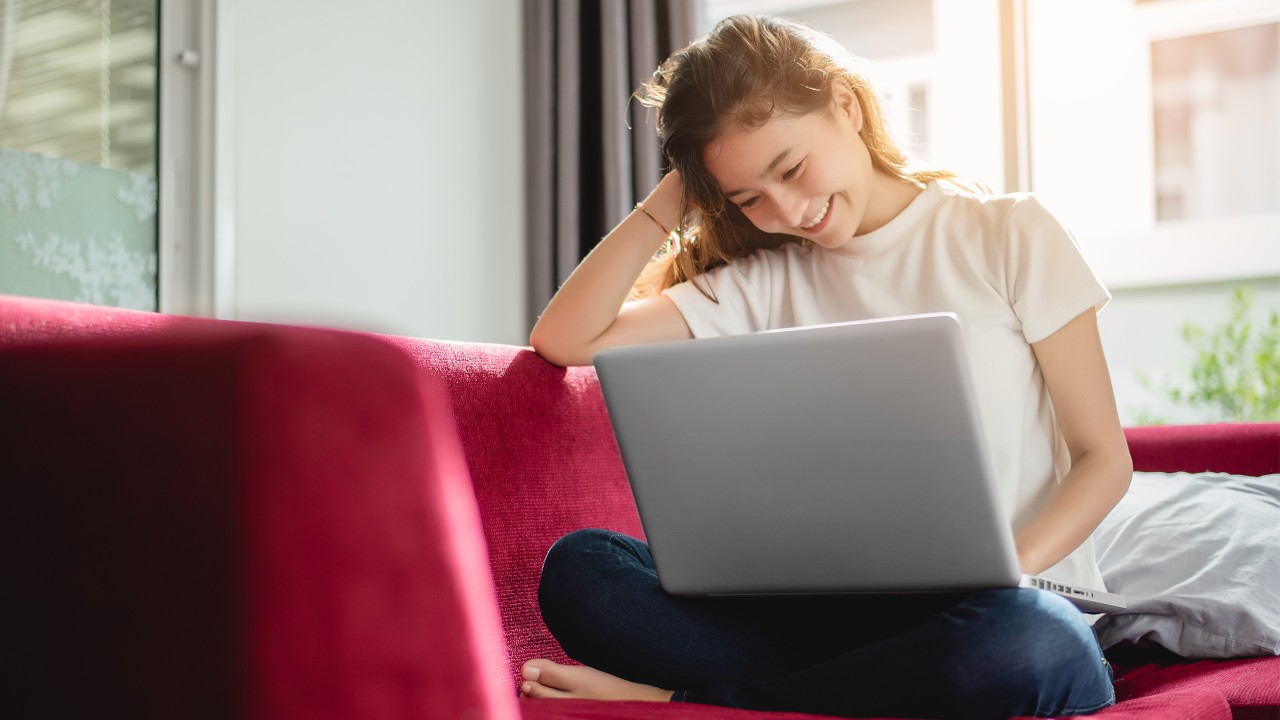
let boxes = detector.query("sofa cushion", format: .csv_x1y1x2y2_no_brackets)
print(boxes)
1109,648,1280,720
1087,691,1232,720
520,696,865,719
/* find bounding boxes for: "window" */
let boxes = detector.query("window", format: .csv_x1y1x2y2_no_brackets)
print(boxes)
0,0,232,316
0,0,160,310
1027,0,1280,287
1152,23,1278,223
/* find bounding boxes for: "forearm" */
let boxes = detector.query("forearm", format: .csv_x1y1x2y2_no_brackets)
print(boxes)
529,174,682,362
1014,448,1132,575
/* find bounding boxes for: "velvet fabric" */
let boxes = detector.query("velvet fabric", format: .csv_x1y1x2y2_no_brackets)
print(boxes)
1,309,515,720
1124,424,1279,478
2,293,1276,720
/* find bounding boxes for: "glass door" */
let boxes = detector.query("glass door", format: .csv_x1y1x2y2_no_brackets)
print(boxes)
0,0,159,311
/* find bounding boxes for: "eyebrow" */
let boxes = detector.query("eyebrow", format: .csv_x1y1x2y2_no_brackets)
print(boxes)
723,146,797,198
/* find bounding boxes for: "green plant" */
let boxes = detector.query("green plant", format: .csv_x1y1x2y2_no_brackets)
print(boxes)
1137,287,1280,423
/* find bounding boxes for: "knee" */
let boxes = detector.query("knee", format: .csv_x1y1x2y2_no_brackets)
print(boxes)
541,528,617,583
953,589,1114,716
538,528,644,611
540,529,601,596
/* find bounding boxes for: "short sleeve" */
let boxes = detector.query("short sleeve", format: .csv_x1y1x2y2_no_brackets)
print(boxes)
1003,196,1111,344
661,252,773,339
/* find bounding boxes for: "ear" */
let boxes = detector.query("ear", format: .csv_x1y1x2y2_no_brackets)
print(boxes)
830,81,863,134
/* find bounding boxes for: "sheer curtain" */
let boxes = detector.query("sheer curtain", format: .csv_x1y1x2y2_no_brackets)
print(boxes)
523,0,699,331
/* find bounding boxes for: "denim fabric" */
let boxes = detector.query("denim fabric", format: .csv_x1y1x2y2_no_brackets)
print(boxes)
538,528,1115,720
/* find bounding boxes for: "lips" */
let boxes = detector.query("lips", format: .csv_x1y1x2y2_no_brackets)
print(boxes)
799,195,833,233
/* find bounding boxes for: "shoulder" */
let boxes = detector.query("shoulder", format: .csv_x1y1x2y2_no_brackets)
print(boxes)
931,186,1077,268
932,182,1064,231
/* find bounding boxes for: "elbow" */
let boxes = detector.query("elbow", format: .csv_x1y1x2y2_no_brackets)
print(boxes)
1113,430,1134,480
528,327,565,367
1117,444,1134,494
1106,440,1134,506
529,317,603,367
529,327,583,368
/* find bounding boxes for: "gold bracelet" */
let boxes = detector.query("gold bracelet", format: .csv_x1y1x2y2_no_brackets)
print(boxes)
634,202,671,237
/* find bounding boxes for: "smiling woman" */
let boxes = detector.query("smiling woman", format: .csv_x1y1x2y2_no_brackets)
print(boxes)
525,13,1133,720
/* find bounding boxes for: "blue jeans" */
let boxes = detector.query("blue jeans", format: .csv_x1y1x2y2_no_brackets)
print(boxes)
538,528,1115,719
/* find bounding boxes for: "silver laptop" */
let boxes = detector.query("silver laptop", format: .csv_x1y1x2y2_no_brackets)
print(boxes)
593,313,1125,614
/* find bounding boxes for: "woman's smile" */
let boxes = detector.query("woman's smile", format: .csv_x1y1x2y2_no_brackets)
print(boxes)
798,194,833,233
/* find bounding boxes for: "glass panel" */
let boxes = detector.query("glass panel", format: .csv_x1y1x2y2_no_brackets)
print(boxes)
1152,23,1280,222
0,0,158,310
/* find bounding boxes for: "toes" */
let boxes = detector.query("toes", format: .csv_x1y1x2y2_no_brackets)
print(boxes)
522,659,557,680
522,659,566,687
521,680,573,699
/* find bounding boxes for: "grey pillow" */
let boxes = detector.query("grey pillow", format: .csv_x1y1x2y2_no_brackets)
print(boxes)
1093,471,1280,658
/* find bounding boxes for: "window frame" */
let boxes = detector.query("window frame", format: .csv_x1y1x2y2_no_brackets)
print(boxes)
157,0,236,317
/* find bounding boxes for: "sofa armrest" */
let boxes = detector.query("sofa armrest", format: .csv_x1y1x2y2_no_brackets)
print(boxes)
1,325,517,720
1124,423,1280,476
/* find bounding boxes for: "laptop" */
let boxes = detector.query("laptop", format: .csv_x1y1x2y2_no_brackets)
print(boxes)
592,312,1125,614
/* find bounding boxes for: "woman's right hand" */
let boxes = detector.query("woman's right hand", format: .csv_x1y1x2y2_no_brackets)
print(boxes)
643,169,684,228
529,170,693,367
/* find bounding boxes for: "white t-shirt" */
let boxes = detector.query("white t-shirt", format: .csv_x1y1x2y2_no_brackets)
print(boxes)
663,180,1112,591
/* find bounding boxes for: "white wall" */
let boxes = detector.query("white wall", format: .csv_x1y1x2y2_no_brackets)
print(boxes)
232,0,526,344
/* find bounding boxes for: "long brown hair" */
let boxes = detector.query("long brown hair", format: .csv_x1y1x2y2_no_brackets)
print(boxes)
632,15,961,299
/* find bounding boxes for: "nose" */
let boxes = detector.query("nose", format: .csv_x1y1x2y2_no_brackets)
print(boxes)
772,190,807,229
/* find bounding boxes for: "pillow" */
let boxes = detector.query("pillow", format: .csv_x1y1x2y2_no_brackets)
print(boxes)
1093,471,1280,658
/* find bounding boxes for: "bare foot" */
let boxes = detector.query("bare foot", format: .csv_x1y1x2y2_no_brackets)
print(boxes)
519,659,675,702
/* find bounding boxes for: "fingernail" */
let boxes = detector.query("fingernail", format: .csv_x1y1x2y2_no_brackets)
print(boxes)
523,665,540,681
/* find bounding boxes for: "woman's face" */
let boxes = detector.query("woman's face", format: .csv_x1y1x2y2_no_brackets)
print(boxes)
701,87,885,249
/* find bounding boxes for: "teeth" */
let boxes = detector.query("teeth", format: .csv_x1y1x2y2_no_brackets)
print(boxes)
802,197,830,229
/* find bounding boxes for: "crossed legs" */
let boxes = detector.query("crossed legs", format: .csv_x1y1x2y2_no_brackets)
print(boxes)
524,528,1115,719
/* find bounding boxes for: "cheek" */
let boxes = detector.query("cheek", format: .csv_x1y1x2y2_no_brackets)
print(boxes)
742,208,773,233
802,163,837,195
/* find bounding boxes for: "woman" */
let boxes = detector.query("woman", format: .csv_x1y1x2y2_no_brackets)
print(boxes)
524,15,1132,719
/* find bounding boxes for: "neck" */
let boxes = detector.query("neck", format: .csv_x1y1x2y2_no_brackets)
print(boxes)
857,172,923,236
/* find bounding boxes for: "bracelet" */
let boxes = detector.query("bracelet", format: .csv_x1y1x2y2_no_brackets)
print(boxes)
634,202,672,238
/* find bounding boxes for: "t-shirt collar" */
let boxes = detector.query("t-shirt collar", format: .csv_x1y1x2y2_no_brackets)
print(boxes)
828,181,944,259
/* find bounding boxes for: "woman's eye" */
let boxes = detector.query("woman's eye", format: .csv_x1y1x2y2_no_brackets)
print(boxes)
783,161,804,181
738,197,760,210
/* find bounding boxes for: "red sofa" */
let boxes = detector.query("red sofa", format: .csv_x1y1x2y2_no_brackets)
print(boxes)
2,293,1276,720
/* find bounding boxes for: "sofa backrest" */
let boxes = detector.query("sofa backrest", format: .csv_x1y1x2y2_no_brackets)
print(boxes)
378,334,645,682
1125,423,1280,476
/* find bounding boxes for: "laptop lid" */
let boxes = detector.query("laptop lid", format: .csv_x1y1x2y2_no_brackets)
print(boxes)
592,313,1022,596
